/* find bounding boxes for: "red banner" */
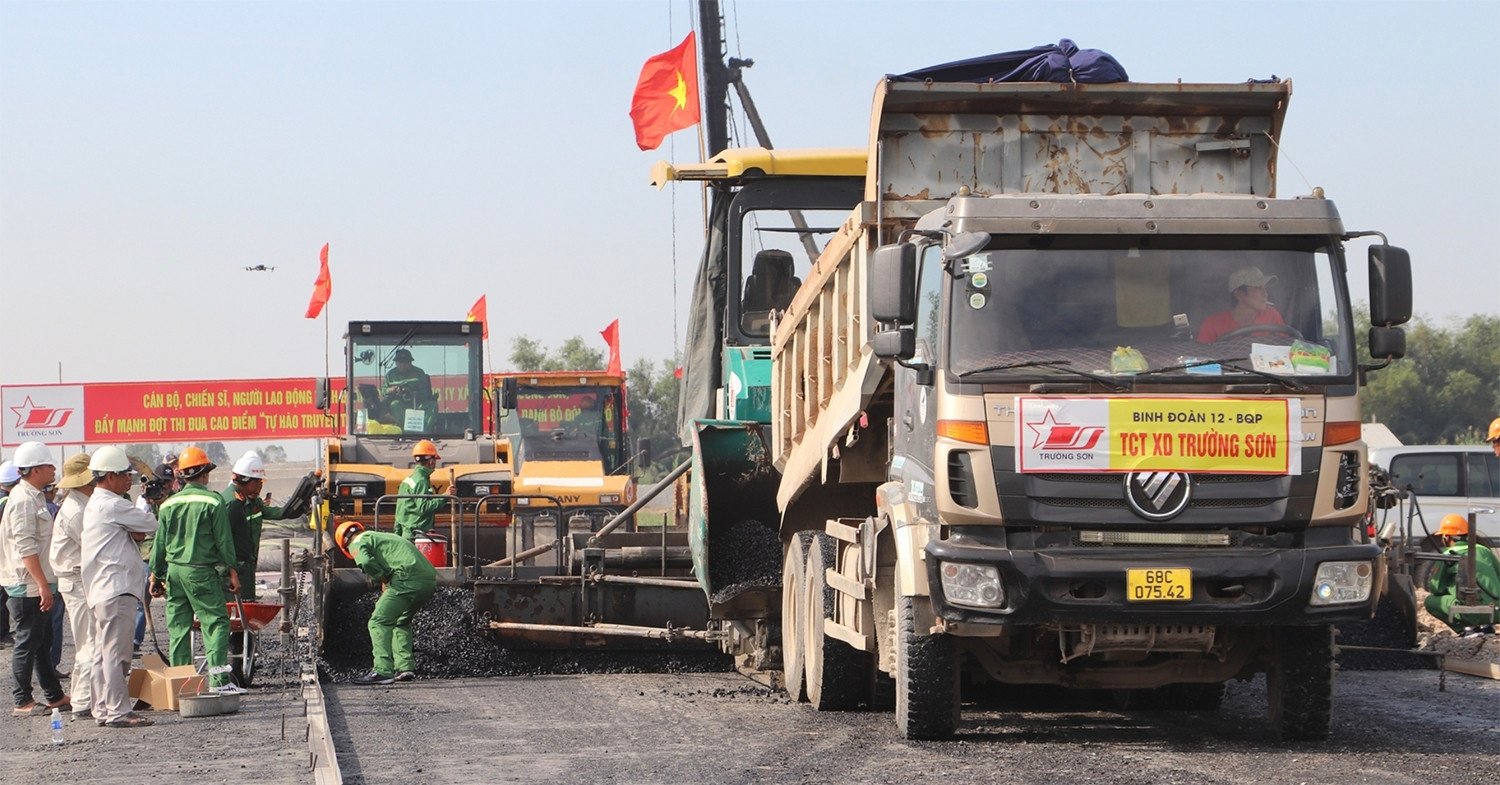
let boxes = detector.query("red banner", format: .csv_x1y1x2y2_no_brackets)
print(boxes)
3,379,348,446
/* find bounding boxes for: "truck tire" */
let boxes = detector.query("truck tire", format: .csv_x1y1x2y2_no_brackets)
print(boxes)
781,532,814,702
895,595,959,739
1267,625,1333,741
804,532,865,711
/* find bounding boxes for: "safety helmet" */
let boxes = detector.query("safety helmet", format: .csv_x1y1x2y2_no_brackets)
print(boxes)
14,441,56,469
412,440,439,459
0,460,18,485
1437,514,1469,537
1488,417,1500,443
88,446,132,474
176,446,214,478
232,450,267,480
334,520,366,558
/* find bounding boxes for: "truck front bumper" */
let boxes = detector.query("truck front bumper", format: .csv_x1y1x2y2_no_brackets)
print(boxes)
924,539,1381,627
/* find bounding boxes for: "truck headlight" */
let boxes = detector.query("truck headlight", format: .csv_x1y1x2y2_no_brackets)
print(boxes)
940,562,1005,609
1309,560,1373,606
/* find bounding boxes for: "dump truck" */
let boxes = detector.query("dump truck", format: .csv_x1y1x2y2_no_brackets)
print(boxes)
741,77,1414,741
318,320,512,564
493,370,636,552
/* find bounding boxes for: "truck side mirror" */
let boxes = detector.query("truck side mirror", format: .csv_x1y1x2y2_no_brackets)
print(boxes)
870,243,917,324
1369,245,1412,327
1368,326,1406,361
500,377,518,410
872,326,916,361
314,377,330,410
638,437,655,467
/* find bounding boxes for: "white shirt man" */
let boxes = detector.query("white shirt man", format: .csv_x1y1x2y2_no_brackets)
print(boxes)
49,470,96,718
81,472,158,728
1,450,65,715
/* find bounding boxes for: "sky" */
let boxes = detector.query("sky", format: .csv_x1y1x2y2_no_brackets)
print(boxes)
2,0,1497,394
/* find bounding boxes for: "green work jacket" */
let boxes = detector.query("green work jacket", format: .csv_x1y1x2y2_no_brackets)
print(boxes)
150,483,237,579
221,484,286,565
1427,540,1500,603
395,464,445,536
350,530,437,588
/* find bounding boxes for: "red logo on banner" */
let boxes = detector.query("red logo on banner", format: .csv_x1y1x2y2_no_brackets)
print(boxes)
1026,410,1105,451
9,396,74,431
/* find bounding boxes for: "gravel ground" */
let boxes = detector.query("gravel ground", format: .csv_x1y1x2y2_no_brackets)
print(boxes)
329,669,1499,785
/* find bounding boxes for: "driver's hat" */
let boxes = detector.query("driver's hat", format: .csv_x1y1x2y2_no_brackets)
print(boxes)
1228,267,1276,292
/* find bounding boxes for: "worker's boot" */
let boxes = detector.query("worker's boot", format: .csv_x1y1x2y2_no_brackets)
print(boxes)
352,671,394,686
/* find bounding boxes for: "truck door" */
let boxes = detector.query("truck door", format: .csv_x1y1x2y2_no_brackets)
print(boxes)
892,245,946,515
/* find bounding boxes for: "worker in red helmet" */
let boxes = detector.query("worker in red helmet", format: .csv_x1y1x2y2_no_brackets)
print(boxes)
393,440,454,542
334,521,437,685
149,446,244,694
1424,514,1499,633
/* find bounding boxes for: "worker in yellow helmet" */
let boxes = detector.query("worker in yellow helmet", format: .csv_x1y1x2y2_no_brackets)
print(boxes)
393,441,453,542
149,447,244,694
334,521,436,684
1425,514,1499,633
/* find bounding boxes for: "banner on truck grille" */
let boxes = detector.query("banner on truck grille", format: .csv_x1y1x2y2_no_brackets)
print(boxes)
3,379,349,446
1015,396,1300,475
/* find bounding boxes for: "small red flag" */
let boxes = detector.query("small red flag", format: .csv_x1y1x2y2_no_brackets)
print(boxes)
600,319,622,375
466,294,489,339
304,243,331,319
629,32,700,151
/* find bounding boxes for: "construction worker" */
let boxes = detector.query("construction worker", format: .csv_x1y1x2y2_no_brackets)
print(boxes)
384,348,434,429
49,453,96,719
81,446,158,728
1,442,68,716
1488,417,1500,457
1425,514,1500,633
394,440,453,541
335,521,437,684
149,446,245,694
222,451,287,601
0,460,18,648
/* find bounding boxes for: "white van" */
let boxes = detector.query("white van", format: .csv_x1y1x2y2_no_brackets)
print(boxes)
1370,445,1500,541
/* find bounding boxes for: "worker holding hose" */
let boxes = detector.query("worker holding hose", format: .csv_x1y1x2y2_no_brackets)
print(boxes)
334,521,437,685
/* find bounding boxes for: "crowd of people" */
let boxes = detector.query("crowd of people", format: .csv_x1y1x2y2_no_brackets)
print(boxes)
0,443,277,729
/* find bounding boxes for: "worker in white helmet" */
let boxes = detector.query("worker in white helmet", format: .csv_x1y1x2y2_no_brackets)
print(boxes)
80,446,158,728
1,442,68,716
221,451,288,601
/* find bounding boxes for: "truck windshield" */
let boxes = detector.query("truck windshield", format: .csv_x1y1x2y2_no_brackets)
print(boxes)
501,385,625,473
946,238,1353,382
349,336,481,437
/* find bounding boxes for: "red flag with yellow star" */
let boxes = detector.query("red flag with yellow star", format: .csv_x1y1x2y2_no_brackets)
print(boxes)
629,32,699,151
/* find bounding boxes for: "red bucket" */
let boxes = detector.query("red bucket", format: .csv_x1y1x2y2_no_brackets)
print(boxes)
414,533,448,568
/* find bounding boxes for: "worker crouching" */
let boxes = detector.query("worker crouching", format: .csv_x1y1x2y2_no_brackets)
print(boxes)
335,521,437,685
149,447,246,695
1426,514,1500,633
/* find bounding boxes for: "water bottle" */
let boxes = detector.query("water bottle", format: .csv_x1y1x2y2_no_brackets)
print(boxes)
50,707,64,746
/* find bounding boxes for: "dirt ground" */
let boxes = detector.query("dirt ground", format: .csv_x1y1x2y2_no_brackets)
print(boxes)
328,669,1499,785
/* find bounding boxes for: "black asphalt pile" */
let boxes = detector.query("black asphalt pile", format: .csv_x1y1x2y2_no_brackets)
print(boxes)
1335,594,1433,671
320,585,732,683
708,517,782,603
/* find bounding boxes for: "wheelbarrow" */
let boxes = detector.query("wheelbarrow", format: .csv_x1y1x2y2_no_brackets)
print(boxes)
191,599,282,687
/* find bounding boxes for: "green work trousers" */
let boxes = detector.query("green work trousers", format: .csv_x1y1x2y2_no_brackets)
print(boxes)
1424,591,1497,632
236,560,258,601
369,579,435,676
164,563,233,687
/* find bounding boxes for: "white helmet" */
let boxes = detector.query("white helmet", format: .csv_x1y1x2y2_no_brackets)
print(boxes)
232,450,266,479
88,446,132,474
14,441,56,469
0,460,18,485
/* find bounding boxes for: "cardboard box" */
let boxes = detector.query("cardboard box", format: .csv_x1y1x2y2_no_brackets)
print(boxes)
128,654,206,712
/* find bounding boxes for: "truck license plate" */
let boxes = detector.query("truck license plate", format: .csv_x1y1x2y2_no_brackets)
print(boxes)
1126,568,1192,601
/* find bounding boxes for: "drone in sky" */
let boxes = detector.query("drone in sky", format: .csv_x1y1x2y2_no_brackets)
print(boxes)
243,264,277,272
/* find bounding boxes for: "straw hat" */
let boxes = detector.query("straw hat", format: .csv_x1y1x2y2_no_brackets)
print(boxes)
56,452,94,489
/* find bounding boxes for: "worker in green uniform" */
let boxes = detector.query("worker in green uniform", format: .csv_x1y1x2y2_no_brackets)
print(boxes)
149,447,244,694
221,451,285,601
335,521,437,685
1425,514,1500,632
394,440,453,541
383,348,434,431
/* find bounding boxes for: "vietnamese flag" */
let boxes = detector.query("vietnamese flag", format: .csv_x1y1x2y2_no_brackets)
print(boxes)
600,319,622,375
629,32,700,151
304,243,331,319
466,294,488,339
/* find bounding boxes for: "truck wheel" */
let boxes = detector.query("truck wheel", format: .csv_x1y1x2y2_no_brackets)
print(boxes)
804,533,865,711
868,667,896,712
781,532,814,702
895,595,959,739
1267,625,1333,741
